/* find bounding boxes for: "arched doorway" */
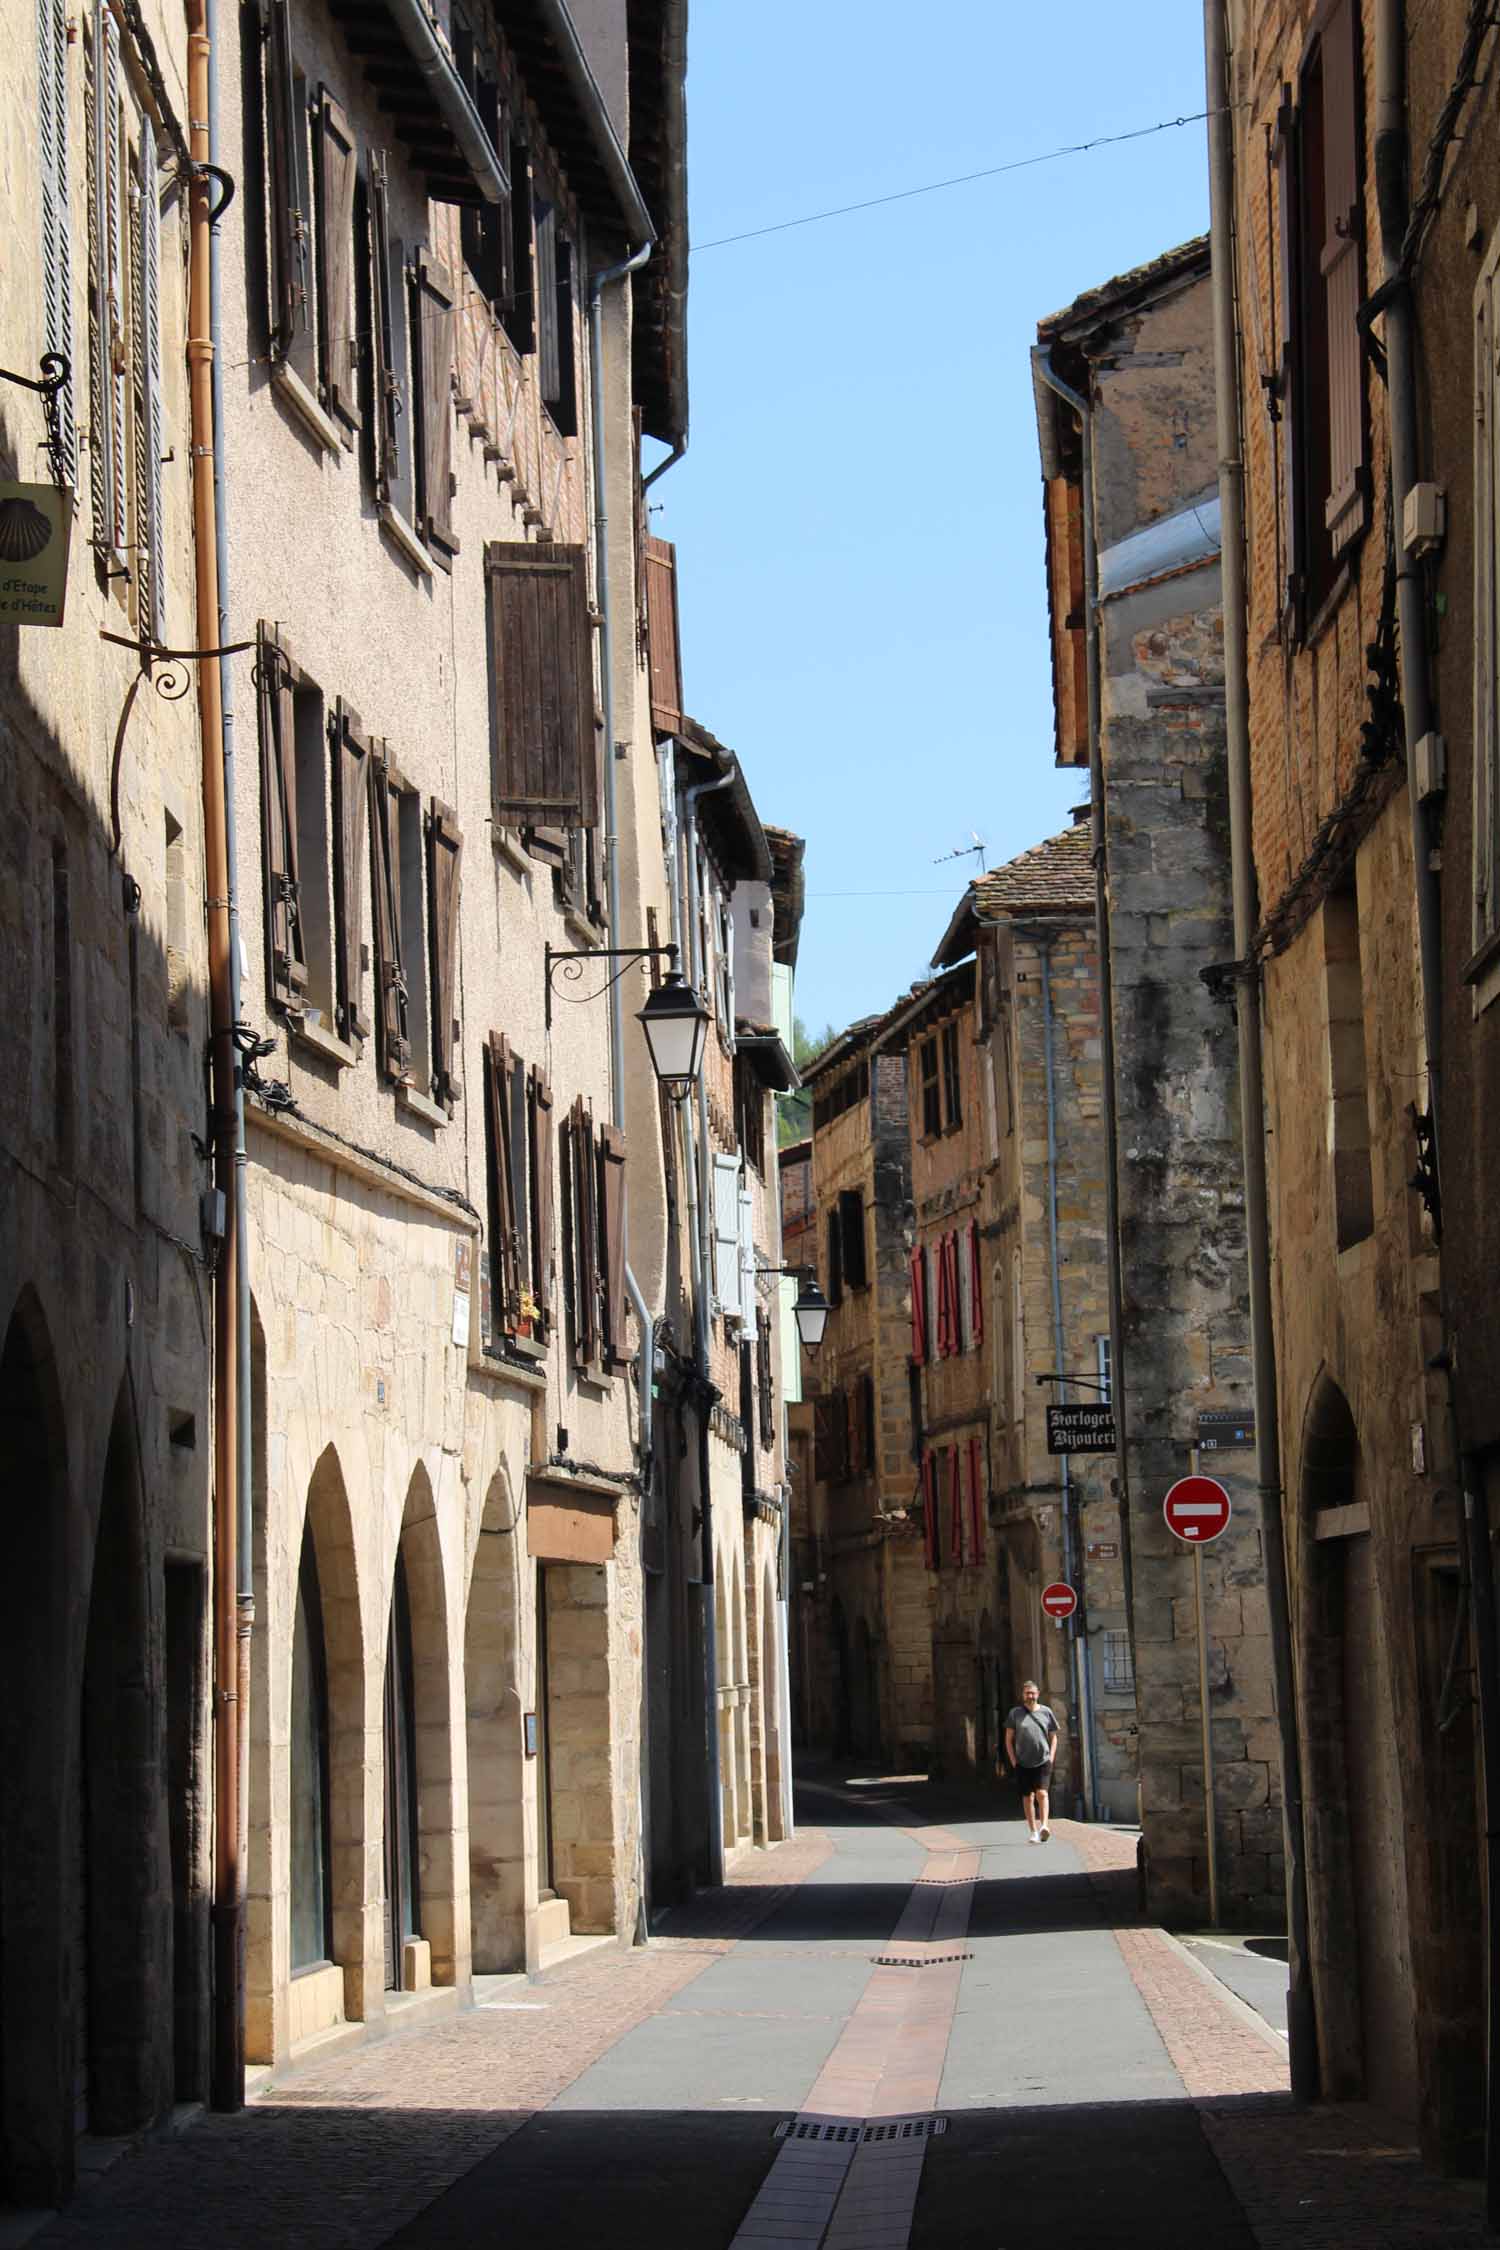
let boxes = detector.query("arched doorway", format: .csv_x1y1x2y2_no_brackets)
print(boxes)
1300,1373,1418,2118
731,1554,751,1845
0,1293,74,2204
295,1445,367,2029
384,1468,455,1991
759,1571,785,1842
464,1473,524,1972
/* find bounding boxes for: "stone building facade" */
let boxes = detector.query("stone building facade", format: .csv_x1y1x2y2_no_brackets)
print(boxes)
934,826,1139,1819
1219,0,1491,2168
2,0,213,2203
1034,244,1279,1919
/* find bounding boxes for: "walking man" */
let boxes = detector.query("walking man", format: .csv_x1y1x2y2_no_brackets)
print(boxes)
1005,1680,1060,1843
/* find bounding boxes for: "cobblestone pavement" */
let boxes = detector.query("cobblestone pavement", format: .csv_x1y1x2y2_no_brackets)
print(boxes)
12,1781,1493,2250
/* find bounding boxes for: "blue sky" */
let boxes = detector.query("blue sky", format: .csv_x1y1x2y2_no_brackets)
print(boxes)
648,0,1211,1038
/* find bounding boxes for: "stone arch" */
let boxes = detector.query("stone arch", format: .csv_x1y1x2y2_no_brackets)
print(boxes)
386,1464,457,1989
0,1289,76,2203
79,1380,167,2135
465,1471,525,1972
300,1444,367,2021
1297,1370,1417,2116
714,1566,734,1847
730,1548,751,1844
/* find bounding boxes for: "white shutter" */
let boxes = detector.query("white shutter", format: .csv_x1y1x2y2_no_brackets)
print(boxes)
738,1186,755,1328
37,0,76,479
87,0,125,559
712,1154,741,1321
138,129,165,642
105,9,127,557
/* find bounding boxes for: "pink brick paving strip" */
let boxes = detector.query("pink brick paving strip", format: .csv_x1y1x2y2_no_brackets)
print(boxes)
728,1823,979,2250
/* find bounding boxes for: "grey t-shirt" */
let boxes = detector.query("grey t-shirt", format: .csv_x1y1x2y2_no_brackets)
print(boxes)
1007,1704,1058,1769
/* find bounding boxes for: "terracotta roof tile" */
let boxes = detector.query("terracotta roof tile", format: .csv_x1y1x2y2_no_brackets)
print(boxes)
973,823,1095,918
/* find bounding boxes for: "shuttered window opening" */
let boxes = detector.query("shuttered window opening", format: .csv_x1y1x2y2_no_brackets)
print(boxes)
967,1437,985,1565
919,1037,941,1139
561,1095,603,1371
485,542,599,829
368,152,414,522
529,1069,555,1333
38,0,77,482
533,199,578,437
921,1452,938,1570
1276,0,1369,640
502,137,535,356
838,1189,867,1291
314,88,360,440
757,1308,775,1450
644,538,684,736
370,748,413,1079
909,1245,927,1365
411,250,458,562
940,1021,962,1131
86,0,129,569
451,6,513,321
1473,233,1500,952
132,131,166,644
824,1204,843,1310
713,1152,743,1323
969,1220,984,1347
948,1448,964,1568
426,799,463,1111
861,1372,877,1477
257,624,343,1017
485,1034,553,1346
330,700,370,1043
600,1124,629,1369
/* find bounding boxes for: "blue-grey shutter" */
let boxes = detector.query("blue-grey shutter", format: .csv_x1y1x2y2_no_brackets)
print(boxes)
37,0,76,480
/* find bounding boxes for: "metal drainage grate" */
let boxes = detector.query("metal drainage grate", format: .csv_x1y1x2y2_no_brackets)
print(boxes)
861,2116,948,2144
774,2120,862,2144
870,1951,974,1968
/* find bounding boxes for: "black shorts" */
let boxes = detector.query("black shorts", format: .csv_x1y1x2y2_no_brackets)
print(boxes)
1016,1762,1053,1798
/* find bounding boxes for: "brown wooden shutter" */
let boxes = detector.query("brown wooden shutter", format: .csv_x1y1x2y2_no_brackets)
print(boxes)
370,749,410,1077
425,799,463,1110
314,88,360,439
368,152,402,501
530,1070,554,1332
535,197,559,403
569,1099,600,1369
502,134,534,354
256,624,308,1007
644,537,684,737
485,542,598,827
600,1123,628,1369
486,1034,519,1327
757,1308,774,1448
1319,0,1367,558
1274,90,1305,634
414,250,458,561
330,698,370,1042
839,1188,867,1289
263,0,308,373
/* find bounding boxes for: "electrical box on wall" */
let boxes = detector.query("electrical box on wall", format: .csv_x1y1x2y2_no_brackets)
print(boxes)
1403,482,1447,558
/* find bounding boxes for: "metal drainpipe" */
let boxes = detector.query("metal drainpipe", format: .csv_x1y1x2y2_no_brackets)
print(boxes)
1032,350,1134,1638
1373,0,1500,2201
587,234,656,1945
1203,0,1316,2095
1039,935,1098,1819
642,437,687,494
206,0,254,2033
186,0,242,2112
685,764,737,1887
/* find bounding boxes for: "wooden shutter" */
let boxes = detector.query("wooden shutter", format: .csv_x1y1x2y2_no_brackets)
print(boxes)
137,131,166,641
370,750,410,1076
485,543,599,827
87,0,125,555
814,1397,836,1485
315,87,360,439
862,1372,876,1473
600,1123,628,1368
712,1154,742,1321
534,197,559,402
460,76,511,310
414,251,457,559
757,1308,774,1448
330,699,370,1041
38,0,76,479
486,1035,519,1329
368,152,402,501
256,625,308,1007
575,1100,600,1368
552,236,578,437
921,1453,938,1570
839,1189,867,1289
967,1436,985,1564
263,0,308,373
502,134,534,353
968,1220,984,1347
933,1236,949,1359
825,1206,843,1307
1274,89,1305,633
530,1071,554,1330
425,799,463,1110
644,537,684,736
910,1245,927,1364
1319,0,1367,557
949,1447,963,1568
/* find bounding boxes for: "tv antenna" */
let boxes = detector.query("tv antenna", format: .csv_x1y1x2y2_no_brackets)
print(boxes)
934,831,986,873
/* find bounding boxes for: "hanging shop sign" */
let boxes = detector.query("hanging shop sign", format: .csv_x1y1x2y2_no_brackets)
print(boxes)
1046,1402,1116,1454
0,482,74,627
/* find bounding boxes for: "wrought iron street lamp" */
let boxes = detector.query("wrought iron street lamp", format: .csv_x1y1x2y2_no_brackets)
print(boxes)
544,940,711,1093
762,1265,831,1353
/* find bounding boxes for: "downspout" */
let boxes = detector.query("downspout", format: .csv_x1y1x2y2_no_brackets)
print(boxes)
206,0,253,2102
1204,0,1316,2097
642,438,687,494
685,763,737,1887
1031,349,1134,1634
587,233,655,1946
186,0,242,2111
1373,0,1500,2206
1038,934,1098,1820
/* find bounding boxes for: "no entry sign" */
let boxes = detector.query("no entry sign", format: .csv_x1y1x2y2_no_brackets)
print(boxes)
1041,1581,1078,1620
1163,1475,1232,1543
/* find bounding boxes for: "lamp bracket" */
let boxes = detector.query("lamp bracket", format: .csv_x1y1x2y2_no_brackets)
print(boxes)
544,940,679,1029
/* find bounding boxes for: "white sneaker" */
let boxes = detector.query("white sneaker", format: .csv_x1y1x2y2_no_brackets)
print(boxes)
1027,1831,1041,1844
1039,1825,1051,1842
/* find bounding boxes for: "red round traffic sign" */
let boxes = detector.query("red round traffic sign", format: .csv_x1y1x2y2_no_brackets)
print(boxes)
1041,1581,1078,1619
1163,1475,1232,1544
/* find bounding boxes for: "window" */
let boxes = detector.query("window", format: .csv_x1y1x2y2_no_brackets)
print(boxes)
813,1391,849,1486
824,1203,843,1309
909,1244,928,1365
483,1038,553,1348
368,151,413,520
1274,0,1368,637
412,250,458,563
329,701,371,1045
485,542,599,830
919,1037,941,1138
736,1053,767,1178
1475,228,1500,961
941,1020,962,1131
644,537,684,737
1103,1630,1135,1695
968,1219,984,1351
560,1098,626,1373
534,197,577,436
1011,1251,1024,1420
1323,882,1373,1249
290,1527,333,1971
261,2,360,445
1096,1333,1112,1405
921,1450,938,1569
966,1435,985,1565
382,1550,421,1987
838,1188,867,1290
255,625,326,1019
757,1307,775,1450
501,134,535,355
451,7,513,322
38,0,77,480
370,749,419,1083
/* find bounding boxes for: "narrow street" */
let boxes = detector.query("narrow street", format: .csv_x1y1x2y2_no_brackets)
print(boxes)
14,1778,1487,2250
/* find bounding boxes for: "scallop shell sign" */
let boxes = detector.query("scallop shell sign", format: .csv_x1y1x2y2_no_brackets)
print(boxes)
0,482,74,628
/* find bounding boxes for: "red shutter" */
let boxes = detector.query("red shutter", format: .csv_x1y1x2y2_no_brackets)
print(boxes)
644,536,684,736
949,1446,963,1566
910,1246,926,1364
485,542,599,828
935,1235,953,1358
1319,0,1368,558
426,799,463,1111
968,1436,985,1564
414,250,458,561
315,87,360,439
600,1123,628,1369
968,1220,984,1347
922,1453,938,1570
331,699,370,1041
